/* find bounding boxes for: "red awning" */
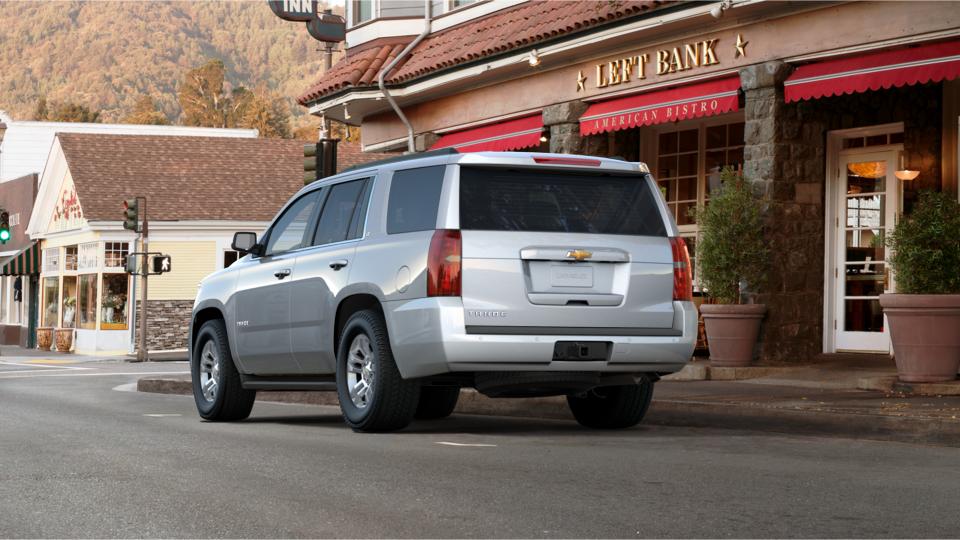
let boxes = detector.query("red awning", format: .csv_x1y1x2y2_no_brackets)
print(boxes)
579,77,740,136
785,40,960,103
431,115,543,152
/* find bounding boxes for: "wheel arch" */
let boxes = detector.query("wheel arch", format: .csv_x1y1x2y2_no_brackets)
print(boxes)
190,301,227,359
334,293,385,354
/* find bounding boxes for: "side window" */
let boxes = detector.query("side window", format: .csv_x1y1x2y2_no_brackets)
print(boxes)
387,165,445,234
313,179,367,246
265,191,321,256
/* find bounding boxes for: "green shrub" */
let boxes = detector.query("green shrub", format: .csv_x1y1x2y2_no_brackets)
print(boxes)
886,190,960,294
693,168,768,304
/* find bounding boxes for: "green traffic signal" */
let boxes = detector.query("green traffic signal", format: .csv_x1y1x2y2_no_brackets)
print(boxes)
0,211,9,244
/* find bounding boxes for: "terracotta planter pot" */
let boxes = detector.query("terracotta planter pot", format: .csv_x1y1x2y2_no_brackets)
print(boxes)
700,304,766,367
879,294,960,383
55,328,74,353
36,327,53,351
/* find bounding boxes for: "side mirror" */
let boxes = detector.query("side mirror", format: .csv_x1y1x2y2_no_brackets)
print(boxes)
232,232,260,256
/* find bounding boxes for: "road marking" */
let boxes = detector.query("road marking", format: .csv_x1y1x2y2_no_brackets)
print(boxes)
0,360,88,371
20,359,77,365
435,441,497,447
0,370,189,380
143,413,182,418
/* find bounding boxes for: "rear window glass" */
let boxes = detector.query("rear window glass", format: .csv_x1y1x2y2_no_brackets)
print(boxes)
459,167,667,236
387,165,445,234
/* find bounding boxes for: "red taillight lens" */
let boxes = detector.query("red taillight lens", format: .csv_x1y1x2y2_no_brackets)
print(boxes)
532,157,602,167
669,237,692,301
427,229,462,297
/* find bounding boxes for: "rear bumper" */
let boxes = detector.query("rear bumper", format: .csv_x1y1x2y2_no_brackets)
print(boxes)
383,297,697,379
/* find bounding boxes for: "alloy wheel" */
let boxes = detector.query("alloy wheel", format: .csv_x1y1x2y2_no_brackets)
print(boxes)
199,340,220,403
346,333,376,409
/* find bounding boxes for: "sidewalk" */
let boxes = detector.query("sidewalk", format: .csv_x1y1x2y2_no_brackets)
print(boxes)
136,357,960,447
0,345,188,363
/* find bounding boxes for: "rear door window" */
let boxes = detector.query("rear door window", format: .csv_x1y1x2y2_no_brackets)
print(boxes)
387,166,445,234
459,167,667,236
313,179,368,246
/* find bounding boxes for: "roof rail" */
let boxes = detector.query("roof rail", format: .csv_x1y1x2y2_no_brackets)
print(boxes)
340,147,458,174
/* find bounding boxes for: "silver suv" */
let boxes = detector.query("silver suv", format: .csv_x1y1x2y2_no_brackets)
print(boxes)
189,151,696,432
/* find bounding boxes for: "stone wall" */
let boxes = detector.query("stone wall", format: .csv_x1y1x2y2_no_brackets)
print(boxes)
742,61,943,363
132,299,193,351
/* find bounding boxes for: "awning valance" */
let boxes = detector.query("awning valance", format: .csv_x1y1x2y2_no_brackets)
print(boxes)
785,40,960,103
431,114,543,152
1,242,40,276
579,77,741,136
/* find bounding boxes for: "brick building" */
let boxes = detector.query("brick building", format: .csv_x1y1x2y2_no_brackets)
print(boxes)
298,0,960,362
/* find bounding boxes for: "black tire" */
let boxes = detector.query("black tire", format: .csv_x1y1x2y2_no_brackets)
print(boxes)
415,387,460,420
566,378,654,429
191,319,256,421
336,309,420,432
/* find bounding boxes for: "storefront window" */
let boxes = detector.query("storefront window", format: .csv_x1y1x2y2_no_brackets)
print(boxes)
79,242,99,271
62,276,78,328
43,248,59,274
104,242,129,268
63,246,78,271
100,274,129,330
42,277,59,327
78,274,98,330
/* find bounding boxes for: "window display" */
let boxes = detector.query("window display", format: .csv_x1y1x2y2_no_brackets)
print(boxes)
78,274,98,330
100,274,129,330
61,276,78,328
42,277,59,327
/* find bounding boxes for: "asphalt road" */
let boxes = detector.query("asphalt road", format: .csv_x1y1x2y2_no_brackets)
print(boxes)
1,359,959,538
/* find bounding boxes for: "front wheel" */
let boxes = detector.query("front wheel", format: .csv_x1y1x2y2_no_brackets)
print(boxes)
191,319,256,421
336,310,420,432
566,378,654,429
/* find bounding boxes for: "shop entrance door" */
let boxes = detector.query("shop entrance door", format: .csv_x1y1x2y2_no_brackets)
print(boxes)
832,149,899,352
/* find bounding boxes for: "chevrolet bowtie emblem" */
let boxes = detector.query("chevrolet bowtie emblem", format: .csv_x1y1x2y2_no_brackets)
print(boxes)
566,249,593,261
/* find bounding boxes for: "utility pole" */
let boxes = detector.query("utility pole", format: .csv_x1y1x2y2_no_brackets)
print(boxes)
138,197,148,362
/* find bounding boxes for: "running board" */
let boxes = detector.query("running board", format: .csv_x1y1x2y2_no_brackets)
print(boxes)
240,375,337,391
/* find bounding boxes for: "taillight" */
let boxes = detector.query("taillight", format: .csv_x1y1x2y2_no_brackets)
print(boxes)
427,229,462,297
669,237,692,301
532,157,601,167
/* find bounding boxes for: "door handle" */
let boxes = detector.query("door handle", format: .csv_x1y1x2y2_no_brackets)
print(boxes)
274,268,291,280
329,259,349,271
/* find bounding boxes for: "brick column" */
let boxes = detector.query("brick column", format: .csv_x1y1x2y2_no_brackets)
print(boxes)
740,61,827,363
543,101,589,154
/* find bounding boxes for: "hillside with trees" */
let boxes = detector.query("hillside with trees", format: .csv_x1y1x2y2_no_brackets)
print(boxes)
0,0,338,135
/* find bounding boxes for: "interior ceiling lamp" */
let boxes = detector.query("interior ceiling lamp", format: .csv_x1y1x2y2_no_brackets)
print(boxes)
848,161,886,179
527,49,541,67
895,150,920,181
710,0,733,19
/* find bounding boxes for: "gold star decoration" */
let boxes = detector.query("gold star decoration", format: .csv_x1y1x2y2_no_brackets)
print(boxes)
735,33,748,59
576,70,587,92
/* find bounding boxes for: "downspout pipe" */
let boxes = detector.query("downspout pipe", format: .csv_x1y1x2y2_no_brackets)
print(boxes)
378,0,432,153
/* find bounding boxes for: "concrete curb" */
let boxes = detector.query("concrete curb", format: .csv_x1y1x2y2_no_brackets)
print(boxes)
136,376,960,445
857,375,960,396
662,361,800,381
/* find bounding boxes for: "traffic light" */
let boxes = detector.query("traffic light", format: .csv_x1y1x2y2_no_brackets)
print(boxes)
123,198,139,231
0,212,9,244
303,139,339,184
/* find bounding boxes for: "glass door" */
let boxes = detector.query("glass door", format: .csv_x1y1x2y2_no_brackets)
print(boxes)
834,150,898,352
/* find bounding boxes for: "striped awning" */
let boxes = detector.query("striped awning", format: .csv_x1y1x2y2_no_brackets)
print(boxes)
785,40,960,103
1,242,40,276
430,115,544,153
579,76,741,136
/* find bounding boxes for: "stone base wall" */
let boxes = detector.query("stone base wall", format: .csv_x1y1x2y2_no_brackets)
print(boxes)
133,299,193,351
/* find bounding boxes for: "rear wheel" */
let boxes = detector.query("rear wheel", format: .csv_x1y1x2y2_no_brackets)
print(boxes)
415,387,460,420
336,309,420,432
191,319,255,421
566,378,654,429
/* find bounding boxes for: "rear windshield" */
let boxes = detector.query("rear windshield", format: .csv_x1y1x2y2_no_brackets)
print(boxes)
458,167,667,236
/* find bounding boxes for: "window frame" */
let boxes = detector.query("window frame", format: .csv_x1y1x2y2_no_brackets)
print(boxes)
311,177,372,248
260,190,325,258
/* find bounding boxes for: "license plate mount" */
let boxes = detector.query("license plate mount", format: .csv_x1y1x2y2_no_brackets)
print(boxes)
552,341,611,361
550,265,594,288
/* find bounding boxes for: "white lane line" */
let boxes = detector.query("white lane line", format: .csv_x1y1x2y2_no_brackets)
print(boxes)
112,382,139,392
0,370,189,380
435,441,497,448
0,361,90,371
143,413,182,418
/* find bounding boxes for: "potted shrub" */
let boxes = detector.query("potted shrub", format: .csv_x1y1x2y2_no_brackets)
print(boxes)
55,327,74,352
694,168,769,367
36,327,53,351
880,190,960,383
